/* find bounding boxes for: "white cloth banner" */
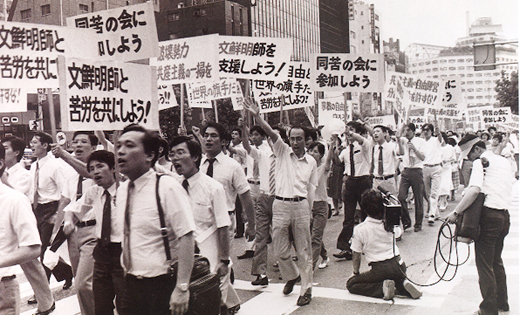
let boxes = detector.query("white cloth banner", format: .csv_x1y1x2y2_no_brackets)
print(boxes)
318,94,352,125
0,88,28,113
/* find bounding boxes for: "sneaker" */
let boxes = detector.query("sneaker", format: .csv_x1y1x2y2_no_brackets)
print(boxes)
403,280,422,299
251,275,268,286
318,257,330,269
382,280,395,300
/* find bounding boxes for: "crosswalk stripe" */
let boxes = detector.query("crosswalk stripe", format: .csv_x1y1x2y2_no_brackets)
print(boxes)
21,295,80,315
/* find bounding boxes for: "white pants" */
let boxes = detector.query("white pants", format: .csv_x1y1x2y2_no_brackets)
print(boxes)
423,165,442,219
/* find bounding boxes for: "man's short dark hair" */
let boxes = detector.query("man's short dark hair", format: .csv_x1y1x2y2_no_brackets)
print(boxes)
87,150,115,171
202,121,228,141
34,131,53,151
488,126,497,133
304,127,317,142
404,123,416,133
308,141,325,157
492,133,503,142
231,127,242,138
73,131,99,147
2,136,26,162
373,125,388,133
346,121,366,135
272,126,288,143
422,123,434,132
170,136,203,168
157,137,169,159
360,188,385,220
250,125,267,138
121,124,160,167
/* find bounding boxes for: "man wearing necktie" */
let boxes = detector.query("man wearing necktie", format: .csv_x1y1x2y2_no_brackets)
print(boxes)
334,121,373,261
116,124,195,315
170,136,230,315
397,123,426,232
369,125,399,196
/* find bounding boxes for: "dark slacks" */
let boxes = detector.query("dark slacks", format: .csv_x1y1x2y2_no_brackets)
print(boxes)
398,168,424,229
337,176,372,251
347,256,409,298
93,242,125,315
475,207,510,315
120,274,174,315
34,201,60,263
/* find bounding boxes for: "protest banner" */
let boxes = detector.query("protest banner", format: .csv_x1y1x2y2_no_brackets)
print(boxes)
219,36,292,80
499,113,519,130
58,56,158,131
158,84,178,110
0,21,97,88
318,94,352,125
366,115,396,130
409,115,428,130
310,53,384,93
426,76,464,119
385,72,442,111
252,61,313,113
482,107,512,127
0,88,28,113
384,71,410,121
464,106,490,130
153,34,219,84
67,2,159,62
187,78,244,110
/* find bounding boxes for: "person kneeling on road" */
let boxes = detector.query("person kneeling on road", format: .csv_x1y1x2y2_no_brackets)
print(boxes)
346,189,422,300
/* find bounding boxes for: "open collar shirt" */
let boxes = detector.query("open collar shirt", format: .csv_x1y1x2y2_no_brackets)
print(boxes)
116,169,195,278
0,183,41,278
399,136,426,169
271,137,317,198
422,136,443,165
200,152,250,211
62,162,95,221
29,154,67,204
184,171,231,244
248,141,274,193
5,162,31,197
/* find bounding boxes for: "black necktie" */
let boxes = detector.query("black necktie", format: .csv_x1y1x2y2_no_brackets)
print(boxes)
100,190,111,247
76,175,84,201
206,158,216,177
182,179,189,193
349,144,355,177
378,145,384,176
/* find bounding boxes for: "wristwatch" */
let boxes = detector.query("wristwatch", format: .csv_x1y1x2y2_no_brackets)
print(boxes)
177,283,189,292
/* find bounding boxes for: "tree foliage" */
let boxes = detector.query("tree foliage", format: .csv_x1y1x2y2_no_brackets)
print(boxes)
495,70,518,115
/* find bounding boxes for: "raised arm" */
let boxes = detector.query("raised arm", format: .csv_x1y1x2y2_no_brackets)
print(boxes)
243,98,280,144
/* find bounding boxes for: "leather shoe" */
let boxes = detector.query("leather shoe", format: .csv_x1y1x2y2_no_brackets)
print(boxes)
35,301,55,315
251,275,268,286
283,275,301,295
414,226,422,232
63,278,73,290
332,250,352,260
296,288,312,306
237,250,254,259
27,295,37,305
403,224,411,231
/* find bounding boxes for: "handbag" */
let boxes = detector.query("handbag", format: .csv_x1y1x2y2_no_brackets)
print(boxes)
155,175,221,315
455,192,485,243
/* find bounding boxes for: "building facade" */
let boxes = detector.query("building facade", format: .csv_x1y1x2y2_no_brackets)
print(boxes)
319,0,349,53
347,0,380,55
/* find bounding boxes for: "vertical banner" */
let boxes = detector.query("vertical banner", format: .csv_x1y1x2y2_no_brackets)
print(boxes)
58,56,158,131
427,76,464,119
252,61,313,113
318,94,352,125
0,88,27,112
158,84,179,110
0,21,97,88
67,2,159,61
219,36,292,81
384,72,410,121
310,53,384,92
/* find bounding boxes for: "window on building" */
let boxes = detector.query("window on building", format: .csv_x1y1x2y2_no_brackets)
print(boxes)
485,95,492,99
361,25,364,29
476,81,483,84
476,96,483,99
466,58,473,62
461,81,465,85
360,11,363,15
440,67,447,71
426,69,431,72
425,61,431,65
412,63,417,67
462,89,466,92
467,73,474,77
419,70,424,73
467,88,474,92
433,75,438,78
449,67,456,70
449,59,455,63
412,71,417,74
362,40,364,44
433,68,438,72
350,31,356,39
458,66,465,70
440,60,447,63
167,12,180,21
79,4,88,12
419,62,424,66
467,81,474,84
484,72,492,77
441,75,447,78
467,96,474,99
41,4,50,16
458,59,465,63
21,9,31,20
475,73,482,77
476,88,483,92
460,74,465,77
432,60,438,64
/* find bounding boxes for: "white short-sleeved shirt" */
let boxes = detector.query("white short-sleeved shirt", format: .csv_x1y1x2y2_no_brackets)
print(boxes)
0,183,41,278
314,163,329,202
422,136,443,165
399,136,426,169
69,183,119,241
467,150,515,210
339,137,373,177
29,154,67,204
5,162,31,197
371,141,398,176
248,141,274,193
62,163,95,221
271,138,317,198
116,170,196,278
350,216,400,263
200,152,250,211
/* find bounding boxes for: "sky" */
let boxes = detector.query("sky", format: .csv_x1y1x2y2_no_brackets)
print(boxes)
367,0,519,50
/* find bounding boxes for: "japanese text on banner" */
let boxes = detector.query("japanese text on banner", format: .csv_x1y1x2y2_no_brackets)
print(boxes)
187,79,243,108
58,56,158,131
153,34,219,84
0,88,27,112
384,71,409,120
253,61,313,113
367,115,396,130
386,72,442,109
481,107,512,127
427,77,464,119
68,2,158,61
219,36,292,80
158,84,178,110
310,53,384,92
318,94,352,125
0,21,96,88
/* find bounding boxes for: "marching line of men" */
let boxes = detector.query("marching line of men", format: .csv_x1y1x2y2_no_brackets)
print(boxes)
1,99,517,314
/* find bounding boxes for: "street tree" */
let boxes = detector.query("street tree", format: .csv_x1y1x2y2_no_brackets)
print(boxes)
495,70,518,114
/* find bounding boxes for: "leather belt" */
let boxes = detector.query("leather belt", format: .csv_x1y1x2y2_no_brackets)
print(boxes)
275,196,306,202
77,219,96,228
1,275,16,281
374,174,394,180
248,179,260,185
424,163,442,167
344,175,371,180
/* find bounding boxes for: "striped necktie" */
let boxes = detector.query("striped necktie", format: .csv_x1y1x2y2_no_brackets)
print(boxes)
269,154,276,196
123,181,135,270
32,161,39,208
